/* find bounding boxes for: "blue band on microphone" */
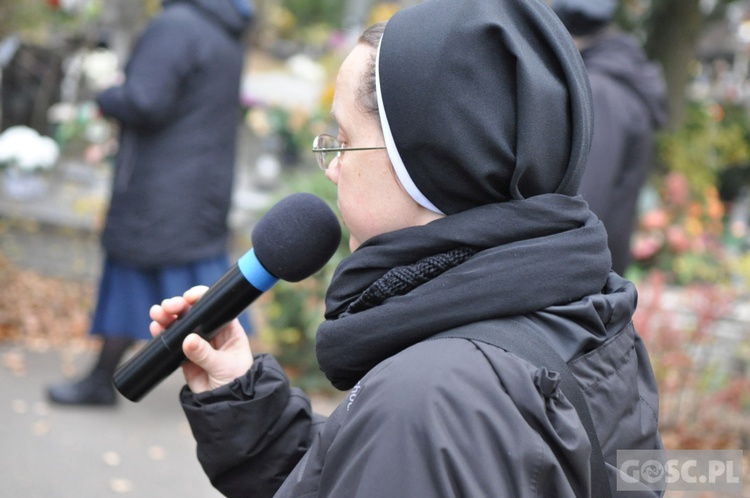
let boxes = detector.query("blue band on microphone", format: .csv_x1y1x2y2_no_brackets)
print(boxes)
238,248,278,291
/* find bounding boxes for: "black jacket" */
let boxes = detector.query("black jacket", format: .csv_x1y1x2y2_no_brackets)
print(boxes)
183,307,660,497
180,196,663,497
577,32,668,275
97,0,251,267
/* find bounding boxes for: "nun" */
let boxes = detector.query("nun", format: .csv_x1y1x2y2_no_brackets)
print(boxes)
150,0,663,496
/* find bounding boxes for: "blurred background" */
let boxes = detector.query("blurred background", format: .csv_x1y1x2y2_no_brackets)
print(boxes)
1,0,750,496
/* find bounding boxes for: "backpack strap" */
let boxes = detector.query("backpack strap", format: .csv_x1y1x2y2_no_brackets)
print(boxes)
429,319,613,498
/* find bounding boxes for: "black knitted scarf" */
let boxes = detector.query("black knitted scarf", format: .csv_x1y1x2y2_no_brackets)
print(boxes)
316,194,611,390
345,247,479,315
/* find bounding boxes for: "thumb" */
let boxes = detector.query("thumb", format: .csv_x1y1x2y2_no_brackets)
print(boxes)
182,333,216,370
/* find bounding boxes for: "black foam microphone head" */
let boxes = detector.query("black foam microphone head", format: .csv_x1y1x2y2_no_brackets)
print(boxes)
252,193,342,282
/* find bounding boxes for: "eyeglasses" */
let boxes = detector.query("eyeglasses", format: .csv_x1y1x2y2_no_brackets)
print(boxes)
312,134,386,171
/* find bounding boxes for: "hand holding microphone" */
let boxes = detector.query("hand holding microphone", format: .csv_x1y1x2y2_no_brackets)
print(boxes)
149,285,251,394
113,193,342,402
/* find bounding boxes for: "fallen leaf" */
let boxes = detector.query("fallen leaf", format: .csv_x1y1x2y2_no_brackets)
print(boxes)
103,451,121,467
147,446,166,461
109,478,133,494
0,253,94,350
32,420,49,436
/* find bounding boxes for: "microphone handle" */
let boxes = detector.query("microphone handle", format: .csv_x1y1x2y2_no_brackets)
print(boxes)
113,264,261,402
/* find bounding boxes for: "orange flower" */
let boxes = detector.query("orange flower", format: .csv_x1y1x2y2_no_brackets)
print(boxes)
707,193,725,221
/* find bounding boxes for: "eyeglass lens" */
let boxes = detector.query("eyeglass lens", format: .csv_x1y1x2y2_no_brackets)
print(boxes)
314,135,340,170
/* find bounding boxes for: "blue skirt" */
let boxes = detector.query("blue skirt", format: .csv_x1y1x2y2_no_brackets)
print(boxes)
90,255,253,340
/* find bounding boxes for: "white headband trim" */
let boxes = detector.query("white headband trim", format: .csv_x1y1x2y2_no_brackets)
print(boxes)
375,41,444,215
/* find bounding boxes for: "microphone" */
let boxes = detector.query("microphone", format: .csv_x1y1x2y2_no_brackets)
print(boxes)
113,193,342,402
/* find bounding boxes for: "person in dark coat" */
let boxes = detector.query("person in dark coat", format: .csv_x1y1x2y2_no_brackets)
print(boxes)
552,0,669,275
47,0,253,406
150,0,663,496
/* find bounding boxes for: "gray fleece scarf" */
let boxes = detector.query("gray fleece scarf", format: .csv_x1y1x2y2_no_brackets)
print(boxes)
316,194,611,391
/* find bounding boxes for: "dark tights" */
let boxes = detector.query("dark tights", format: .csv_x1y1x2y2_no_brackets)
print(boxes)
90,337,134,379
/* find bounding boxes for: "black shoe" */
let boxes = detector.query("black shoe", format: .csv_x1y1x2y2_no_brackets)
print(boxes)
47,373,117,406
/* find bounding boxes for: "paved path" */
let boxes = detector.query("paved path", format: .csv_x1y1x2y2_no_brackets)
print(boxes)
1,342,224,498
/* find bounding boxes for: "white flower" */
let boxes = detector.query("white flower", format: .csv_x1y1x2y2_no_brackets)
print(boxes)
82,48,120,91
0,125,60,172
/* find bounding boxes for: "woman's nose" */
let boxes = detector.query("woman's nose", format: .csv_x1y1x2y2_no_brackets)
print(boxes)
325,157,340,184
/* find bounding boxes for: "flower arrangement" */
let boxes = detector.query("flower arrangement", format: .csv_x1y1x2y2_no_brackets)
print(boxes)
0,125,61,198
0,126,60,174
629,172,732,285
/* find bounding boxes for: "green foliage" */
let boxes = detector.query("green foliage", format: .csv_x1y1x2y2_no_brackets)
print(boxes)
281,0,347,29
0,0,51,38
656,101,750,197
0,0,105,40
256,170,349,394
